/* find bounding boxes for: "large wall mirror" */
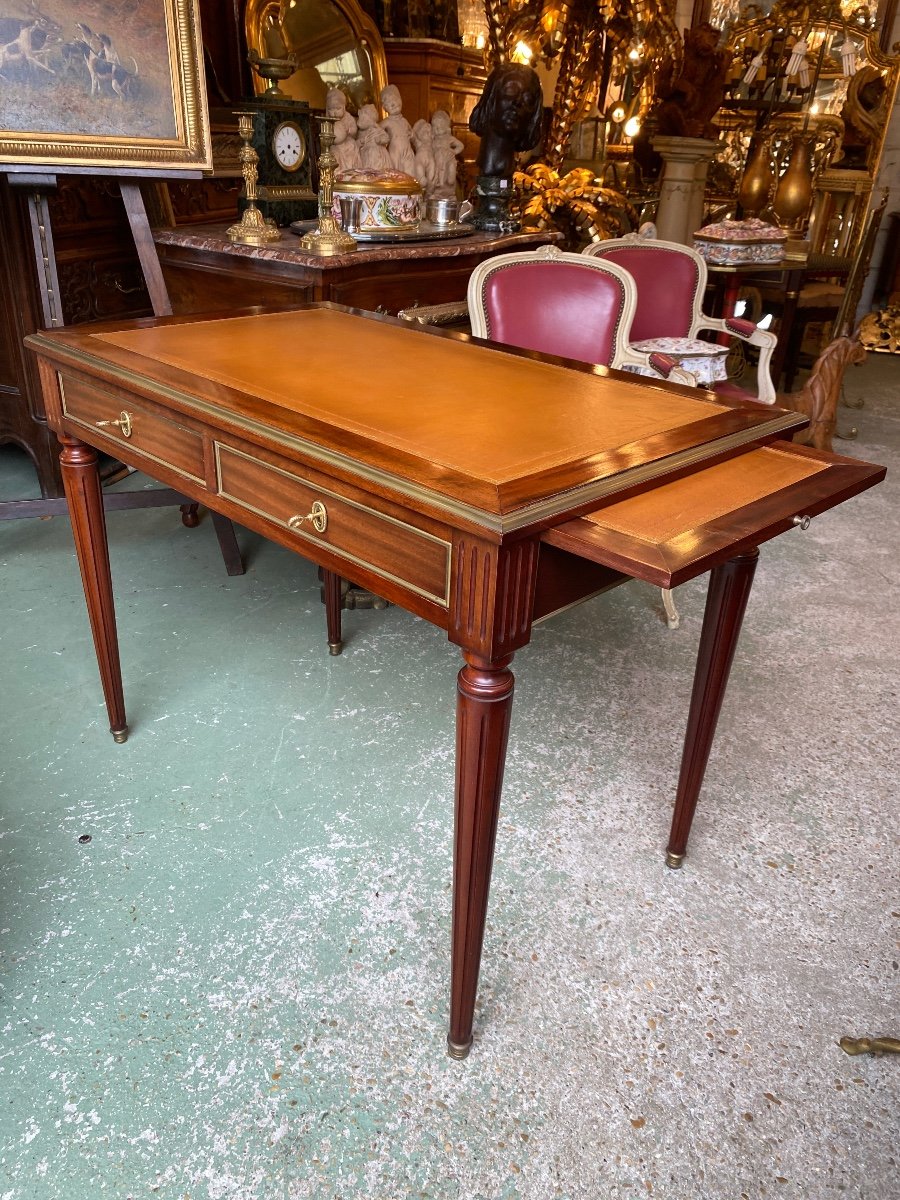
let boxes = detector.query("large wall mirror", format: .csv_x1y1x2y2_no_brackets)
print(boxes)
245,0,389,111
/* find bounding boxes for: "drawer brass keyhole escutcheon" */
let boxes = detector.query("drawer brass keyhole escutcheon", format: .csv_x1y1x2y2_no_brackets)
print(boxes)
96,410,133,438
288,500,328,534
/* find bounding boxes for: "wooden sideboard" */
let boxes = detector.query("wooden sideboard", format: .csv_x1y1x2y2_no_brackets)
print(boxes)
155,225,551,317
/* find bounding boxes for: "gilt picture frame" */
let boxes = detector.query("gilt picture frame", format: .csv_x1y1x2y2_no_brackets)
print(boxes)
0,0,211,172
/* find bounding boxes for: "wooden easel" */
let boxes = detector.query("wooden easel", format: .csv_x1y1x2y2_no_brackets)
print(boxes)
0,168,243,576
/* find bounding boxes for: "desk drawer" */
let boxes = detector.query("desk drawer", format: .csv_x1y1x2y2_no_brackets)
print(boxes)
216,443,451,606
543,442,885,588
60,374,205,485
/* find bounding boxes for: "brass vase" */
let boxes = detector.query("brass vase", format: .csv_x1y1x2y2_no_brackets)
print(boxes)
773,132,815,234
738,135,774,218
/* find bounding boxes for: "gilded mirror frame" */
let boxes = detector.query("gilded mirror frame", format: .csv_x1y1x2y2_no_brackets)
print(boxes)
245,0,388,110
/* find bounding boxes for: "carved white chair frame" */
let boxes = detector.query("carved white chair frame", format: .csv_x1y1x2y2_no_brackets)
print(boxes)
467,244,697,386
583,236,779,405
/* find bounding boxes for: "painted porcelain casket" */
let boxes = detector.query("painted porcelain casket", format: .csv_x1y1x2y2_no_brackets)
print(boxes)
333,169,422,231
693,218,787,265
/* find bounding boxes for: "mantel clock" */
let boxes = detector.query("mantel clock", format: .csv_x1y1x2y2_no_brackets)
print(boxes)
238,97,318,227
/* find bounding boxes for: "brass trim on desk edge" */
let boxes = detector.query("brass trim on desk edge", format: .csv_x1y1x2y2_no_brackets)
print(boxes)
214,443,452,608
59,375,207,489
42,341,803,537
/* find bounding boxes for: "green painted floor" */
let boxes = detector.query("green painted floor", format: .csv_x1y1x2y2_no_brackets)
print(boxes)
1,355,898,1199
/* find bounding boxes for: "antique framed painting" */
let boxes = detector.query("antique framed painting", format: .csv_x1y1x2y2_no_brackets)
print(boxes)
0,0,211,172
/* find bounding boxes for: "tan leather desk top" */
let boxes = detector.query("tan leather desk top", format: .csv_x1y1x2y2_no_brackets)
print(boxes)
48,307,806,528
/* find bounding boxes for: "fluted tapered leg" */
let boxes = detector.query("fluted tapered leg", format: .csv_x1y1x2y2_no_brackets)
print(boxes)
449,651,515,1058
59,434,128,743
666,549,759,867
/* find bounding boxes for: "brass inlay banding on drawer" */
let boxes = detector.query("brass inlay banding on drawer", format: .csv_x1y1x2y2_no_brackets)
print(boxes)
59,373,205,486
216,443,451,607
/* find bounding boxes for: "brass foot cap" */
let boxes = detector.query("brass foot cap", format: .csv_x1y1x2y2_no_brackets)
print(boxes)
447,1036,472,1060
328,640,343,657
665,850,685,869
111,727,129,744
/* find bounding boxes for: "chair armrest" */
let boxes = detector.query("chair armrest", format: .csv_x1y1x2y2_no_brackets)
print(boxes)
669,366,699,387
648,352,699,387
697,316,776,349
618,349,699,388
648,351,679,376
695,319,778,404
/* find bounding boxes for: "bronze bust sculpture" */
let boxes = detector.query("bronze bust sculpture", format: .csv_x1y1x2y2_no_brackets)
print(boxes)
469,62,544,180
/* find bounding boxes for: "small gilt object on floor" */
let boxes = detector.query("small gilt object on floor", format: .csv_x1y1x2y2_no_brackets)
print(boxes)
839,1035,900,1056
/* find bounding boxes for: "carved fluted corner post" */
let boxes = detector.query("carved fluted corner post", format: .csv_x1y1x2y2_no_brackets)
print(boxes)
449,651,515,1058
666,548,759,867
58,434,128,743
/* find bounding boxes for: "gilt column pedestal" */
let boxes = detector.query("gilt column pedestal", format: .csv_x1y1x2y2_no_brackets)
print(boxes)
652,136,718,246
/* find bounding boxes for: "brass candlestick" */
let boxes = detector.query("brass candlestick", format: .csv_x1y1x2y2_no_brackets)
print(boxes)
300,115,357,257
227,111,281,247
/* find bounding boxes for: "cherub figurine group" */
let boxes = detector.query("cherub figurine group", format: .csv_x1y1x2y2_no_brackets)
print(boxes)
325,85,462,196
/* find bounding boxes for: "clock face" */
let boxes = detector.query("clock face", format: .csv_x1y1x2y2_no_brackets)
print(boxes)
272,121,306,172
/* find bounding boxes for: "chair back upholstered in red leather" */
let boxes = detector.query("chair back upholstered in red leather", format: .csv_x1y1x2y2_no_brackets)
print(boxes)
590,244,700,342
477,260,628,366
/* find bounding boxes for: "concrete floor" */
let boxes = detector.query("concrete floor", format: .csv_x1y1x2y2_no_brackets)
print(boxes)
0,354,897,1199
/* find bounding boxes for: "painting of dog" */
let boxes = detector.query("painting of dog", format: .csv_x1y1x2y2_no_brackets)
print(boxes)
0,0,210,171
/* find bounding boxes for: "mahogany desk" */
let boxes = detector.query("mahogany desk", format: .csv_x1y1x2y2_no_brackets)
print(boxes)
26,307,884,1058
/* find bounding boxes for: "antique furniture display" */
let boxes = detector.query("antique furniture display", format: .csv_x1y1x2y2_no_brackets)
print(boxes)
583,237,778,404
153,224,553,316
779,187,889,386
776,333,867,452
0,176,62,497
26,305,883,1057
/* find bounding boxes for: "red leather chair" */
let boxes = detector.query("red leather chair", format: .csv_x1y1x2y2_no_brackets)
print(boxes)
467,246,697,386
467,244,693,629
583,236,778,405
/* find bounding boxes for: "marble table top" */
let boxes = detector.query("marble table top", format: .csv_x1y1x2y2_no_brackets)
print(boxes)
154,223,554,272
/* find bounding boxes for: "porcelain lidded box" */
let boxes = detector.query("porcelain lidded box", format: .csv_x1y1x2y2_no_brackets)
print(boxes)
332,169,422,231
693,218,788,265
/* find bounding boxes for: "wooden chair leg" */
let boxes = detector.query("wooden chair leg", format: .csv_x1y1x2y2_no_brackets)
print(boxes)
661,587,680,629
